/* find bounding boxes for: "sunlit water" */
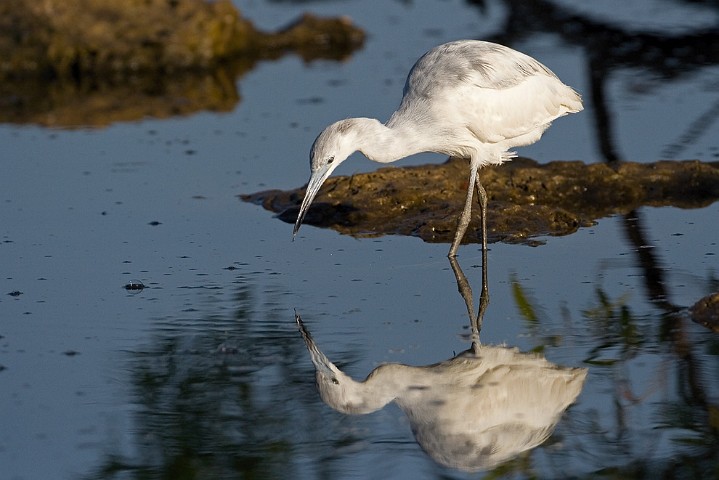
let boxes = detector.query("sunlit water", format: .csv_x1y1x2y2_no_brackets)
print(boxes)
1,1,718,479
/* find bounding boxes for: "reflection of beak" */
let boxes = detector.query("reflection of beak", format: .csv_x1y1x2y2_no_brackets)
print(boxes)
295,311,336,378
293,164,333,238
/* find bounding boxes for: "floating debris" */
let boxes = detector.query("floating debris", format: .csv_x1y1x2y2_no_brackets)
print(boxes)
124,281,146,291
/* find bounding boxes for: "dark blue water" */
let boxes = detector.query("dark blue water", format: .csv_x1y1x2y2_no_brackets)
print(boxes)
1,1,718,478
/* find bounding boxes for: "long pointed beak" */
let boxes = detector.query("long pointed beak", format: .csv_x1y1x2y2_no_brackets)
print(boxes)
295,311,336,377
293,165,333,238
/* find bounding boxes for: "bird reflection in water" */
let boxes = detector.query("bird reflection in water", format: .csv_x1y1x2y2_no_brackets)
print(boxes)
296,254,587,472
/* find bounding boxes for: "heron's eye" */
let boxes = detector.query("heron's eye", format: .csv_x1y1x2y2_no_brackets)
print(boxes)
327,156,335,164
331,377,339,385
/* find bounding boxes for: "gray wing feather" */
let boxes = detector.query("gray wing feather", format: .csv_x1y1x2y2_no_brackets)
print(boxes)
397,40,582,146
403,41,556,99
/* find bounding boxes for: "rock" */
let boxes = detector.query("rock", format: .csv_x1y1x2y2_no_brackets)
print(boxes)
690,292,719,333
241,157,719,246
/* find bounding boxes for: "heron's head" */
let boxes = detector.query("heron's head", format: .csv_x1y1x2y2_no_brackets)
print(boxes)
293,119,360,237
296,312,389,414
313,359,378,415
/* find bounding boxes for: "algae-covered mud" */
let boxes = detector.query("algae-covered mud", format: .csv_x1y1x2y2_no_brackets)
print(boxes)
0,0,364,76
691,292,719,333
243,157,719,246
0,0,364,127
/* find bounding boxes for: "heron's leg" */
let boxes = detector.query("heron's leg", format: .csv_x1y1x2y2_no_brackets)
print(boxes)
448,166,478,257
449,250,490,351
448,256,474,326
474,174,490,337
472,245,490,352
475,177,488,253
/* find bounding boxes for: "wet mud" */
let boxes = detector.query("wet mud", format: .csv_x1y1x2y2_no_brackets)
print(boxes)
242,157,719,246
0,1,365,127
691,292,719,333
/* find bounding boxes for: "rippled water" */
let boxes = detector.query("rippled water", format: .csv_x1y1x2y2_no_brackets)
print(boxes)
1,1,718,479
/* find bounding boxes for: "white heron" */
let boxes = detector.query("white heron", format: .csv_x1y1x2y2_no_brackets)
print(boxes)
292,40,583,256
295,312,587,471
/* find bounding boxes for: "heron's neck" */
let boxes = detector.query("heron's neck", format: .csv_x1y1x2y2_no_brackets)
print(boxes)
351,117,430,163
332,364,419,414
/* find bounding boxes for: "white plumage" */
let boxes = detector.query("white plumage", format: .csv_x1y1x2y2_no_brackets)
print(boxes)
296,313,587,471
293,40,583,256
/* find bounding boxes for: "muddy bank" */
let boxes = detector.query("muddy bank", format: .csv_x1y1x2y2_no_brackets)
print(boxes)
0,1,364,78
0,1,364,127
691,292,719,333
242,157,719,246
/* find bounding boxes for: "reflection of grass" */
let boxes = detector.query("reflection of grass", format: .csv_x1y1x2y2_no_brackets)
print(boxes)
509,277,644,363
83,279,350,479
93,335,300,478
583,289,643,366
510,274,539,323
508,274,719,477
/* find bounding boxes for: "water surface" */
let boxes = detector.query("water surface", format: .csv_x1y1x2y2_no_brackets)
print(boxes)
1,0,718,479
